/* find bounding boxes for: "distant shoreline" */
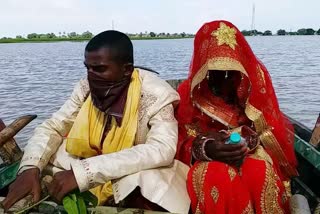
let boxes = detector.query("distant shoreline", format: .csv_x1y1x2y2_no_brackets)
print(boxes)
0,36,194,44
1,34,320,44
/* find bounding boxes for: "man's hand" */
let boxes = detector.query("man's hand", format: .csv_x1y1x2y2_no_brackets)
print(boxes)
203,131,248,164
46,170,78,202
1,168,41,211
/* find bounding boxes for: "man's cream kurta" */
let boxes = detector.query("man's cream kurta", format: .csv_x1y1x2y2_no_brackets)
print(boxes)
19,69,190,214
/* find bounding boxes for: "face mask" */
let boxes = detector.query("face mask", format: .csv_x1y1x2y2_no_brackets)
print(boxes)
88,71,131,112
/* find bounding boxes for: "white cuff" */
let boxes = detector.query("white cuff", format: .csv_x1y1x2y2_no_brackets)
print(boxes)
18,156,41,173
71,160,91,192
17,165,39,175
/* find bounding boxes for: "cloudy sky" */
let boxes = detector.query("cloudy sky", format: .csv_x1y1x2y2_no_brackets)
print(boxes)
1,0,319,37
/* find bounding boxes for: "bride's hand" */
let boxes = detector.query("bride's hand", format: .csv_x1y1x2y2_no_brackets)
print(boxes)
202,131,248,164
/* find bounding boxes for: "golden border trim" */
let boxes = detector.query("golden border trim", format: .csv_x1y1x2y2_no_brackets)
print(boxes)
191,57,248,93
245,103,297,177
250,145,273,165
194,102,234,128
259,130,297,176
192,162,208,214
260,161,284,214
245,104,268,132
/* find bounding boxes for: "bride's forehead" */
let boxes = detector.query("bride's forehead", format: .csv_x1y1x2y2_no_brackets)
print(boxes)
207,70,241,75
208,70,240,72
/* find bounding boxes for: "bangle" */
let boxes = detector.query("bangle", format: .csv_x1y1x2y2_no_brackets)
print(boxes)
192,136,214,161
202,138,214,161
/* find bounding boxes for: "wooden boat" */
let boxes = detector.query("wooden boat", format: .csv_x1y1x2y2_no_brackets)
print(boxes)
0,79,319,213
288,115,320,211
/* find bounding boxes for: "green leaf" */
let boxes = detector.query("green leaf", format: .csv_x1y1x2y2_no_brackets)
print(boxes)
70,193,77,202
63,195,79,214
62,190,97,213
80,191,98,207
77,195,87,214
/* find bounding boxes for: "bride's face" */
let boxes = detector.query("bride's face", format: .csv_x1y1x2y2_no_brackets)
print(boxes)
207,70,241,104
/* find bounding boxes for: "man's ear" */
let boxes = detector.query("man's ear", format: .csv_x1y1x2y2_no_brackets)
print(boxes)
123,63,134,76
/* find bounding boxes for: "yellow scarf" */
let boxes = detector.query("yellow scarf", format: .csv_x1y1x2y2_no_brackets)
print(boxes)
66,69,141,205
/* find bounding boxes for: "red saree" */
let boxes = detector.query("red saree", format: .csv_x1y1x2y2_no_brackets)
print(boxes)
175,20,297,214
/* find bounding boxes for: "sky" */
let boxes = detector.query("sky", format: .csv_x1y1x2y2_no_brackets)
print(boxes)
1,0,320,37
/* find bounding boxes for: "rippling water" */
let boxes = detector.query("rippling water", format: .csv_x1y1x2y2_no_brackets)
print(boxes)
0,36,319,147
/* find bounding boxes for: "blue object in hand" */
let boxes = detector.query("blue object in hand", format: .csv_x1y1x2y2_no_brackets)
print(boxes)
225,132,245,144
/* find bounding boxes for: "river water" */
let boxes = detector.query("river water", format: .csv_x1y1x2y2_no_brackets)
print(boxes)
0,36,319,147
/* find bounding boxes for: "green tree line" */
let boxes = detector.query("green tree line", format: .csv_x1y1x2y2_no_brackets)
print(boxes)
2,28,320,43
25,31,93,39
0,31,194,43
241,28,320,36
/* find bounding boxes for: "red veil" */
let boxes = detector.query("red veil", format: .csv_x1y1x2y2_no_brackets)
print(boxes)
176,20,297,179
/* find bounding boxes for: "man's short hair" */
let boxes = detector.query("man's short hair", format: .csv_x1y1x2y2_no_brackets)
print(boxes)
85,30,134,64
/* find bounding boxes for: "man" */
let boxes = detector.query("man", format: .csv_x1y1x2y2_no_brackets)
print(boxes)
3,30,190,213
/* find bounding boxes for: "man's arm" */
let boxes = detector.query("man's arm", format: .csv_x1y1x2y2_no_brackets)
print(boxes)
19,79,88,173
71,104,177,192
2,79,88,210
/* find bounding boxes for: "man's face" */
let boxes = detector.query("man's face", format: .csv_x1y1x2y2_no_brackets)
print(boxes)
84,47,131,82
